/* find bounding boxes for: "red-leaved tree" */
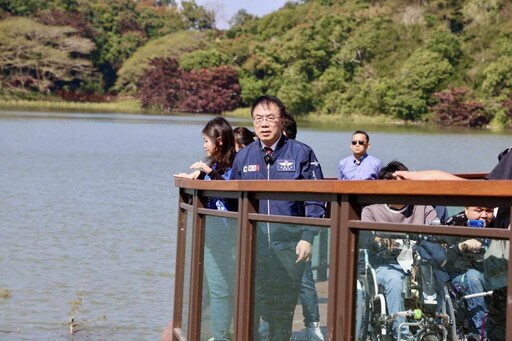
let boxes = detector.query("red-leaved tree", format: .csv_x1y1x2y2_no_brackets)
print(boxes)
178,66,241,114
138,58,241,114
138,57,182,111
433,87,488,127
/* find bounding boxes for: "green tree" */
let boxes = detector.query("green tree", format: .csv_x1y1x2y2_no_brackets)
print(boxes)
427,30,464,66
239,75,265,106
136,4,185,39
228,9,256,28
154,0,177,6
313,65,351,114
0,17,97,93
276,67,314,115
101,31,146,70
179,50,230,71
481,56,512,97
181,0,215,31
386,49,453,120
242,43,284,86
115,30,209,93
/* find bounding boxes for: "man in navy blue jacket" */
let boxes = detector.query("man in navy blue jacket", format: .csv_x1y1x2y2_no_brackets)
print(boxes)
231,95,325,341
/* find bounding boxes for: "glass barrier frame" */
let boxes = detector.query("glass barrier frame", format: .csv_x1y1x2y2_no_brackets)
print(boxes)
171,179,512,341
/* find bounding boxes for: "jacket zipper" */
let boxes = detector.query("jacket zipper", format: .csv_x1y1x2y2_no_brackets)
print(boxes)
266,162,271,246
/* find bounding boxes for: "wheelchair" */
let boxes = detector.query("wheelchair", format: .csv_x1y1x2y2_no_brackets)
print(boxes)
445,283,492,341
355,235,457,341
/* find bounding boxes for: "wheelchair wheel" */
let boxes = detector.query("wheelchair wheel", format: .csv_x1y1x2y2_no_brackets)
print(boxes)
442,286,458,341
370,294,390,341
365,263,378,299
355,275,370,341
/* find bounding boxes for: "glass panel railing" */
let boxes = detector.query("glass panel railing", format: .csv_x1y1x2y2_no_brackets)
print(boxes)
200,215,238,341
252,222,329,341
354,229,508,341
180,212,193,337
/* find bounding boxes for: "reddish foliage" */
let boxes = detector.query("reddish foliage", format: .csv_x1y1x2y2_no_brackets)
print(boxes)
56,90,114,102
119,16,142,34
500,93,512,121
138,58,241,114
433,87,488,127
38,9,96,39
178,66,241,114
138,57,183,111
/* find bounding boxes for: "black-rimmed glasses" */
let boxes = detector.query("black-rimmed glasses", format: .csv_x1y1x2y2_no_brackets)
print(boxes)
351,140,367,146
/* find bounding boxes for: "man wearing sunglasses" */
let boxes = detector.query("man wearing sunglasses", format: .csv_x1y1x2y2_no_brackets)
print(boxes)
337,130,383,180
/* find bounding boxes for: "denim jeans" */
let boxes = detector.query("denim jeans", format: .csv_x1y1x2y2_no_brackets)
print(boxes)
204,217,236,340
300,260,320,325
452,269,487,336
375,263,408,338
253,246,306,341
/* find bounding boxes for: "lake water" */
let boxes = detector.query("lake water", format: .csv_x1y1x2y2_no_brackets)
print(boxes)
0,110,510,340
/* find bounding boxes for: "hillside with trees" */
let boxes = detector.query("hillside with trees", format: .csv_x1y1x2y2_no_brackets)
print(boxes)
1,0,512,128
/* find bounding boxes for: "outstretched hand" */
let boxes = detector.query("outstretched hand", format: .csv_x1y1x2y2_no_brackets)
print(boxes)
174,161,211,179
189,160,211,174
174,170,201,179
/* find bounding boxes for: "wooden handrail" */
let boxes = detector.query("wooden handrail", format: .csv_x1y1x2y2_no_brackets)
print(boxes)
175,177,512,197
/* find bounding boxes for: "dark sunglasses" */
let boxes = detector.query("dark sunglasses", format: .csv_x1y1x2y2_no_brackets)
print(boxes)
351,140,367,146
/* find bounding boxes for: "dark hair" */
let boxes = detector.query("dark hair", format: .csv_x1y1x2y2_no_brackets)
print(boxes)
282,112,297,140
498,146,512,161
353,130,370,143
233,126,255,147
378,161,408,180
250,95,286,118
202,117,236,174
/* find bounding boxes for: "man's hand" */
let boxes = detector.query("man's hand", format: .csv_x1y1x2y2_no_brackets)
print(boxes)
296,240,312,263
459,239,482,253
375,236,397,249
393,170,464,181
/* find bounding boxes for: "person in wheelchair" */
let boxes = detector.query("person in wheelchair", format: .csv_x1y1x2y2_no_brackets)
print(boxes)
361,161,439,340
444,206,495,340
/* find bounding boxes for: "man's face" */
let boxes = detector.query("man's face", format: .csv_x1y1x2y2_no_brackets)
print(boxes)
465,206,494,226
252,103,283,147
350,133,369,156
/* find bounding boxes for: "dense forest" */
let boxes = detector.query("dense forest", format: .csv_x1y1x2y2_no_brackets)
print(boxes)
1,0,512,127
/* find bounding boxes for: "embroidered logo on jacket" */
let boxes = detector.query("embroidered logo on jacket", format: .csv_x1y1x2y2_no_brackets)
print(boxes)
277,160,295,171
243,164,260,172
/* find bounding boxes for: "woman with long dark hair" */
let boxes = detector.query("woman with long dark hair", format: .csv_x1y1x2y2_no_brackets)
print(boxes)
175,117,236,340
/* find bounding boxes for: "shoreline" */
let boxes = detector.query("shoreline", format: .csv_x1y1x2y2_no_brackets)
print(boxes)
0,99,505,133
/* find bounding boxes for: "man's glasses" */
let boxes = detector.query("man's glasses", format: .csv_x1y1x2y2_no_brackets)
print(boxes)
351,140,367,146
253,115,280,124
